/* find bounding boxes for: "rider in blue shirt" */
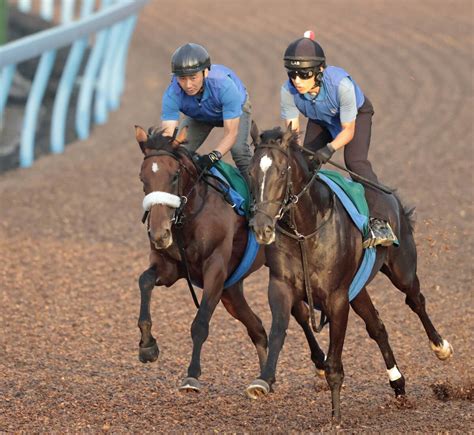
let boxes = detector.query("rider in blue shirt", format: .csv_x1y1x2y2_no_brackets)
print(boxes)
281,31,397,249
161,43,252,182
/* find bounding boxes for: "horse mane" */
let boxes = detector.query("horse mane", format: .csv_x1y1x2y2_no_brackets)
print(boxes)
260,127,300,150
145,129,196,160
146,130,178,154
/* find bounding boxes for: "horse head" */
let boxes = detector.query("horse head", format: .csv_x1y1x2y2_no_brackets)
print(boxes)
135,125,194,249
248,121,302,244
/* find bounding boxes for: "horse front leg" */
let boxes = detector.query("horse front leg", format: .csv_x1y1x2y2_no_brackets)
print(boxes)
137,266,159,363
325,292,349,425
246,277,292,399
179,259,226,393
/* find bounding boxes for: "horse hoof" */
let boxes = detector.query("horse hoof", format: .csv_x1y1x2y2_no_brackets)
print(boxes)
138,342,159,363
430,339,453,361
179,377,201,393
246,379,270,400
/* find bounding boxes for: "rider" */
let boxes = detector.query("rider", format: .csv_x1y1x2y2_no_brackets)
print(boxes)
160,43,252,183
280,31,397,248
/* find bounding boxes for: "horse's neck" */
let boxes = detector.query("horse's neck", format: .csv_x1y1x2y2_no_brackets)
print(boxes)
176,153,208,216
290,165,334,227
313,178,333,209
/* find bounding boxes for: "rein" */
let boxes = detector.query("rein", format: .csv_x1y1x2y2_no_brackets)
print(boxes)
300,147,394,194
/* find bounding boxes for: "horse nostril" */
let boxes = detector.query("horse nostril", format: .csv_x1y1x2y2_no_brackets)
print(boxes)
162,229,170,240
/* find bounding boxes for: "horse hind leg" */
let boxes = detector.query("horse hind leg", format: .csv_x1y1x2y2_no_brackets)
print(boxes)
382,254,453,361
351,288,405,397
220,281,268,371
291,301,326,378
137,267,160,363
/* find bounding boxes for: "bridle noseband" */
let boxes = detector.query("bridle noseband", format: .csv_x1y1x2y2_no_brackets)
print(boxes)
141,149,195,228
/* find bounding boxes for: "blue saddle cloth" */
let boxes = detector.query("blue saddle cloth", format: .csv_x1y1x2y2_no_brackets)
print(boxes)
223,228,259,289
318,173,376,302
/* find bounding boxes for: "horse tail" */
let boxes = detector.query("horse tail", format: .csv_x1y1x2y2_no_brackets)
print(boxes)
393,192,416,233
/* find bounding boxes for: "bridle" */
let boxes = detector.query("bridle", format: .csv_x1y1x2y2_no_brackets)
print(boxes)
251,141,320,232
141,149,197,228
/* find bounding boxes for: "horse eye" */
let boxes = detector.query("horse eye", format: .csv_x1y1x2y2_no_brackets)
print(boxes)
281,169,287,175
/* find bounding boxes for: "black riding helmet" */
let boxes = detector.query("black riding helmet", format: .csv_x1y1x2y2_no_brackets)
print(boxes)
171,43,211,76
283,31,325,70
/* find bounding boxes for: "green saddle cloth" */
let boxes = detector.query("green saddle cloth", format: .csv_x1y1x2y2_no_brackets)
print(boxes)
214,161,251,216
319,169,369,218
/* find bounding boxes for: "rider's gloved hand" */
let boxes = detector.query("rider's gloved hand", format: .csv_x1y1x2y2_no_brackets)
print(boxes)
197,150,222,171
314,143,335,164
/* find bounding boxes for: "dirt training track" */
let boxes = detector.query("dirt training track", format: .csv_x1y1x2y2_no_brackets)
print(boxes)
0,0,472,432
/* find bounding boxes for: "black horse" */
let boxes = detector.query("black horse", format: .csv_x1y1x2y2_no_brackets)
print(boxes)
245,123,452,423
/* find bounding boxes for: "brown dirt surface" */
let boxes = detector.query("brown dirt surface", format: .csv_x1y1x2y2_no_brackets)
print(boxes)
1,0,473,432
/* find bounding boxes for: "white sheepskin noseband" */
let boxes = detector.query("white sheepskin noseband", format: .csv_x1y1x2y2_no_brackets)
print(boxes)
142,191,181,211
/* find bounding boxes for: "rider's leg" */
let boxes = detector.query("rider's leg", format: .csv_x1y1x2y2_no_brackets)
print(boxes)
343,97,397,248
230,95,253,184
178,116,214,152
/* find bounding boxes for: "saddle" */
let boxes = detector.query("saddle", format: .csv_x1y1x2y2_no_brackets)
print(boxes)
208,161,251,218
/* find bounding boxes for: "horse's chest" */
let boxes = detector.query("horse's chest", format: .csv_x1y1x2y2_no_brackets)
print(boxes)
269,234,357,296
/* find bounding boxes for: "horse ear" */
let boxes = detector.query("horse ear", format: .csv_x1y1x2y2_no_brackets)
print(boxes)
250,120,261,148
135,125,148,153
281,122,295,149
172,126,188,148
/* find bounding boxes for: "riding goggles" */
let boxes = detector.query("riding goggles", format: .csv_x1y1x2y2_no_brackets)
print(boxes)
287,69,315,80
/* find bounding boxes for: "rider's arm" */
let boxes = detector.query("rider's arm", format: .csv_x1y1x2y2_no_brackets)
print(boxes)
161,120,179,136
161,86,180,136
329,78,358,150
214,78,243,155
329,120,356,150
214,117,239,155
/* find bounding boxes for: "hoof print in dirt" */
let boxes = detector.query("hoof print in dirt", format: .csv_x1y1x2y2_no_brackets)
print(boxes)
431,381,473,402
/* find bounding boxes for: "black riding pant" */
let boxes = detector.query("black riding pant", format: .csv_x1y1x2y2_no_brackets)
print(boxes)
303,97,389,220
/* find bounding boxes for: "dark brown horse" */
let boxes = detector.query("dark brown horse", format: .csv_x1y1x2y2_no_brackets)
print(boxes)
134,126,270,391
245,123,452,423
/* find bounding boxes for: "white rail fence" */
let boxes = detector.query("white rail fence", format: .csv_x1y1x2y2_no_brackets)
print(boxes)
0,0,148,168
